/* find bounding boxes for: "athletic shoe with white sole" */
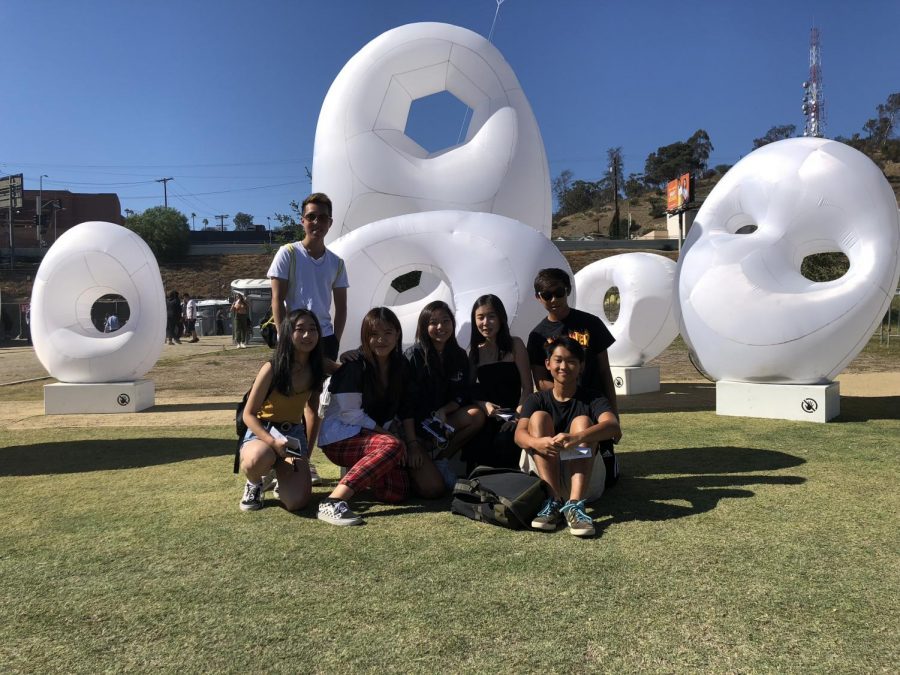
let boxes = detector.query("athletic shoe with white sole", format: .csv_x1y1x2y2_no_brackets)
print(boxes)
239,481,264,512
561,499,595,537
317,500,363,526
531,497,562,531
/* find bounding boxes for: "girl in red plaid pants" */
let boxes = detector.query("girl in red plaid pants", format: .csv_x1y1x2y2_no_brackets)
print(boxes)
317,308,444,526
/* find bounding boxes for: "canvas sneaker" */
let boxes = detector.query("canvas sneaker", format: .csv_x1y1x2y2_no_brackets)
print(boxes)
531,497,563,531
309,462,322,485
239,481,264,512
561,499,595,537
317,500,363,526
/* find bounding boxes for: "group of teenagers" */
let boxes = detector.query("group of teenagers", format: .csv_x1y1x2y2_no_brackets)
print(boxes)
238,193,622,537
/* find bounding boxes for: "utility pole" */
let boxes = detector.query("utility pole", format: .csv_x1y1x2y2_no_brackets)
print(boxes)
609,154,621,239
38,174,47,246
155,177,174,208
802,27,825,138
215,214,229,231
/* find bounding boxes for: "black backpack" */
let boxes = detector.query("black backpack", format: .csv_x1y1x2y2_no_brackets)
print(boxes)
451,467,550,530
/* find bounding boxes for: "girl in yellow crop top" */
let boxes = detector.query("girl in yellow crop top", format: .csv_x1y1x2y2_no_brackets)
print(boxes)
237,308,326,512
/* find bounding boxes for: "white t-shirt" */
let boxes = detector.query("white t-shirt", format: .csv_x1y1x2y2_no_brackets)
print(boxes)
266,242,349,337
184,299,197,320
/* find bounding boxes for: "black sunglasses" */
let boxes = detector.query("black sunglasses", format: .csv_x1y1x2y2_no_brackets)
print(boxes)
538,288,567,301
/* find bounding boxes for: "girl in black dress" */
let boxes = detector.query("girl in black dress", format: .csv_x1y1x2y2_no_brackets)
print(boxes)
464,294,532,472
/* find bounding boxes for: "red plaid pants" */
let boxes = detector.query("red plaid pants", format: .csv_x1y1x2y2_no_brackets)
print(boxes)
320,429,409,503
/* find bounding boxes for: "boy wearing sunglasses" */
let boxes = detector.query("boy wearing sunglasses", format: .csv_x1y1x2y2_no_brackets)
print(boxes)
268,192,349,361
526,268,620,485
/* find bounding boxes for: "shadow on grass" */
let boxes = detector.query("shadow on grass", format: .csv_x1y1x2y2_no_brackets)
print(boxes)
593,445,806,535
834,395,900,422
618,383,715,413
148,402,237,413
0,438,230,476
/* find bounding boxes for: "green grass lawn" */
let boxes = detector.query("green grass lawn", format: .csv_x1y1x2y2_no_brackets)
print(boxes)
1,409,897,672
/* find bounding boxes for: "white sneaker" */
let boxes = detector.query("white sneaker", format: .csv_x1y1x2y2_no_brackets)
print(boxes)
317,500,362,526
261,469,278,494
239,481,263,511
309,462,322,485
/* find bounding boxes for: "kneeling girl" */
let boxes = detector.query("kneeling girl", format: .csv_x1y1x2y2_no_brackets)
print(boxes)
238,309,326,512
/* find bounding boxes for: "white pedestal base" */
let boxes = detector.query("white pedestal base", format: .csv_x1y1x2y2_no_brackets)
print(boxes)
716,381,839,423
610,366,660,395
44,380,156,415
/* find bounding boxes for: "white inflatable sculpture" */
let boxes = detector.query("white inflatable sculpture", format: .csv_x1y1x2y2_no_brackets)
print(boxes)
330,211,571,348
677,138,900,384
313,22,551,242
31,221,166,383
575,253,679,367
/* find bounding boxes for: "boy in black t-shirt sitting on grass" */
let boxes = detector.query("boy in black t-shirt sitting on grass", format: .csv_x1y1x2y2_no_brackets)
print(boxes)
514,336,622,537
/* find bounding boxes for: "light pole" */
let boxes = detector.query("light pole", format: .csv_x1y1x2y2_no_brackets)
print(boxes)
267,216,272,245
38,174,48,246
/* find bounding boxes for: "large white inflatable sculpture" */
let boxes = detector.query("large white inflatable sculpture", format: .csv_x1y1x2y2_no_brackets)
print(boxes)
677,138,900,384
312,22,551,242
575,253,678,367
31,221,166,383
331,211,570,347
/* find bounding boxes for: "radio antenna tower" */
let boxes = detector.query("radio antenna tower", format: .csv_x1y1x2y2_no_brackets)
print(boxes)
801,27,825,137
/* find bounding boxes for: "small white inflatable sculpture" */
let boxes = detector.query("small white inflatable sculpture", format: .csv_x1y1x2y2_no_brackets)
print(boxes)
313,22,551,242
575,253,679,367
677,138,900,383
31,221,166,383
330,211,571,347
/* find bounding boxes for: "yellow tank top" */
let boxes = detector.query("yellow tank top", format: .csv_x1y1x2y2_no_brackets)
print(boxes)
257,388,312,423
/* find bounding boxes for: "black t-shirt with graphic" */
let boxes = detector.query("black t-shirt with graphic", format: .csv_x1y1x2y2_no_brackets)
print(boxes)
527,308,615,391
520,387,612,435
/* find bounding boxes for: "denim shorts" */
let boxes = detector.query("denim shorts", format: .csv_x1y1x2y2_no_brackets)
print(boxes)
242,421,308,457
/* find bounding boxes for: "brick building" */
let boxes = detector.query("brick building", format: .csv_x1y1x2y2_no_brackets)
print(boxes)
3,190,122,250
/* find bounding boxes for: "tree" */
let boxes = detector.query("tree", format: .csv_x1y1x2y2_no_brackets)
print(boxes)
687,129,714,173
552,169,574,214
557,179,602,218
273,200,305,244
863,92,900,148
623,172,648,199
607,147,624,238
752,124,797,149
202,218,209,230
124,206,189,260
233,212,254,231
644,129,714,188
190,212,196,230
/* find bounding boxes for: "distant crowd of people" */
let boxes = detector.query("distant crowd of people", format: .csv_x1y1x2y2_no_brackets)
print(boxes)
236,193,623,537
164,291,200,345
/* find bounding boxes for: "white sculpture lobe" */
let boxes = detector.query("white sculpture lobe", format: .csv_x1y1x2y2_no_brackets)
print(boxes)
676,138,900,383
313,22,551,242
30,221,166,383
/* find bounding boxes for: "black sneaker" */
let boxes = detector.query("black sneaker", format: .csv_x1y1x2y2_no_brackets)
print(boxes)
317,500,363,526
239,481,263,511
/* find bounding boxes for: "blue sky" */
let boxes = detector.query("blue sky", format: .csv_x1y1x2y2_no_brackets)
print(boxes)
3,0,897,229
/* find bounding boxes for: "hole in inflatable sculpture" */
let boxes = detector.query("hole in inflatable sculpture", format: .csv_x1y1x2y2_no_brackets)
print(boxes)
406,91,472,154
603,287,621,323
800,252,850,282
391,270,422,293
734,224,758,235
91,293,130,332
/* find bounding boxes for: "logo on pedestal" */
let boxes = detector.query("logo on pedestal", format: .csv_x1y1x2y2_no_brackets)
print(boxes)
117,393,131,406
801,398,818,413
614,377,624,388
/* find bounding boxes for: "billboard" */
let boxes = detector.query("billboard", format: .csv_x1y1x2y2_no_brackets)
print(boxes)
666,173,692,212
0,174,24,209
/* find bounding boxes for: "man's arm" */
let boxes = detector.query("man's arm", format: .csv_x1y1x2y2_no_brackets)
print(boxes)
531,365,553,392
270,277,288,337
596,350,619,418
332,286,347,344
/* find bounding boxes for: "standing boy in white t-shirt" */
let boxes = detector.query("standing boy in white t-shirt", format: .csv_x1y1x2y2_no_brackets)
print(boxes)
267,193,349,361
268,192,349,484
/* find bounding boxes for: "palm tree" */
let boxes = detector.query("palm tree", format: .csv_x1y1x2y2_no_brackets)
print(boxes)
202,218,209,230
190,212,196,230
